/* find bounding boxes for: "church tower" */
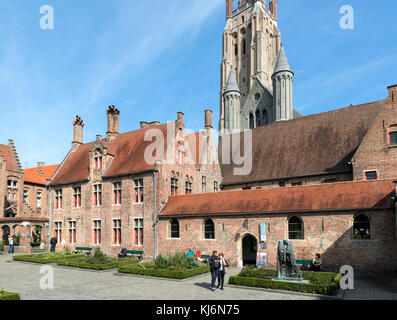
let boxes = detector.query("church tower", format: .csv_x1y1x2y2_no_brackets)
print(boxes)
272,45,294,122
219,0,281,131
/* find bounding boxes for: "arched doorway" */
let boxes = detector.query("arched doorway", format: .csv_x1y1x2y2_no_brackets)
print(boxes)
2,225,10,245
242,234,258,266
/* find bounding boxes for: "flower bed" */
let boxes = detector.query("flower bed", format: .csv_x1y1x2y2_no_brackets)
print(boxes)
229,266,342,296
0,289,21,300
118,263,210,279
13,253,84,264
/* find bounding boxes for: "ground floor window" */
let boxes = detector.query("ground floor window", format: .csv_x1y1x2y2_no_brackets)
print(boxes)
288,216,303,240
69,221,76,244
204,219,215,239
134,218,144,245
353,214,371,240
55,222,62,243
170,219,180,238
113,219,121,245
93,220,101,245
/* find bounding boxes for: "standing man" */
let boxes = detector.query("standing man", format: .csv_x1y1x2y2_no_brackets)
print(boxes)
208,251,220,291
8,234,14,254
50,236,57,252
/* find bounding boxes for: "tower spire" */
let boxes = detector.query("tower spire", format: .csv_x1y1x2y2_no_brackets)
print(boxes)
223,67,241,133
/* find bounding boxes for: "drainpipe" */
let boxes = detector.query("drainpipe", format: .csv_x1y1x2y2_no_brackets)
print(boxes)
48,186,52,252
153,170,158,259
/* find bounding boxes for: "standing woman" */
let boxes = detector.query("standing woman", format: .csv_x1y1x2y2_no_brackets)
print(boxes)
217,253,229,290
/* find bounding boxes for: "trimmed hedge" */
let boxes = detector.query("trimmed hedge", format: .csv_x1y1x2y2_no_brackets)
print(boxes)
57,258,118,270
0,292,21,300
229,268,342,296
13,253,84,264
118,264,210,279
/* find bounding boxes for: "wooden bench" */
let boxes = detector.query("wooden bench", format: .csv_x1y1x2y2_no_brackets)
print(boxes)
201,255,211,264
126,250,144,261
296,259,312,266
74,247,92,256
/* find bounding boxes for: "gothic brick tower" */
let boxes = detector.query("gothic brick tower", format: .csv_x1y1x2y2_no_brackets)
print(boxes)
219,0,281,131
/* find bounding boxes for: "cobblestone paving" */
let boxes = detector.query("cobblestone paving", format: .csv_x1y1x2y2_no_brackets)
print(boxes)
0,253,322,300
344,277,397,300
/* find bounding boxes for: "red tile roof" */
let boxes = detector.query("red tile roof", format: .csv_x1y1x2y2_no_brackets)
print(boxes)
0,144,18,171
50,122,174,186
220,100,385,186
23,165,59,185
160,179,395,216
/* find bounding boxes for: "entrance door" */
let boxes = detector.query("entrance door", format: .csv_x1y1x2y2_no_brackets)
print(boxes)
242,234,257,266
2,225,10,245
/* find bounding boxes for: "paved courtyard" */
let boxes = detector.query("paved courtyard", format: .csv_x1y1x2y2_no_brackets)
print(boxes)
0,253,323,300
1,253,396,300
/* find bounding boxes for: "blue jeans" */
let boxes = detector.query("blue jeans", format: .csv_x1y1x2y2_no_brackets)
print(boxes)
8,244,14,254
211,269,219,289
218,271,226,288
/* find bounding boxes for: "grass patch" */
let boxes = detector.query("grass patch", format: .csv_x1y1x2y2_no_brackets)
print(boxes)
0,289,21,300
57,257,118,270
13,252,84,264
229,266,341,296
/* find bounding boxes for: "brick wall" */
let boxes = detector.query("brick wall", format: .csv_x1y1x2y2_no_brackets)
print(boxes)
158,209,397,273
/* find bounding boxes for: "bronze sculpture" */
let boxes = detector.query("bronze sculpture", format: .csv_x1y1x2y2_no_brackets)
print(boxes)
276,240,303,280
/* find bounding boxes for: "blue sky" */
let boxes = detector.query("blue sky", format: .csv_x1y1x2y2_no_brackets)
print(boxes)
0,0,396,167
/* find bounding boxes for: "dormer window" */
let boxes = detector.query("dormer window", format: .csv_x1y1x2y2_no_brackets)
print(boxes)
95,156,103,169
389,132,397,145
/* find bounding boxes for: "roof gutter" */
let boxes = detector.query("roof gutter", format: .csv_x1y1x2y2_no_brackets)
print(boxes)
158,206,394,219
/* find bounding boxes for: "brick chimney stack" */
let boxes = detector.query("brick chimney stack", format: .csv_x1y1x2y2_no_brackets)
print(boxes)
140,121,148,129
177,112,184,129
226,0,233,19
269,0,277,20
388,84,397,104
205,110,213,129
106,105,120,141
149,121,160,127
72,115,84,150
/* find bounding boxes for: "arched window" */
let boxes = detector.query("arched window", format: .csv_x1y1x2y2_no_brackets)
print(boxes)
204,219,215,239
255,109,261,127
249,113,254,129
288,216,303,240
242,38,246,55
353,214,370,240
170,219,180,238
262,109,268,125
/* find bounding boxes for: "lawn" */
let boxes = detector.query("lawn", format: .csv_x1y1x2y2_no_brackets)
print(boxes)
229,266,342,296
13,252,84,264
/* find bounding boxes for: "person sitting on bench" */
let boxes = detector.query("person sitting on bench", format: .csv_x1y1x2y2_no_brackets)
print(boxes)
195,249,203,262
118,247,128,258
311,253,321,272
187,248,195,257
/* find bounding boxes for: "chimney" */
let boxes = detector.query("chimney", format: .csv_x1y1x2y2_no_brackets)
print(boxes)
388,84,397,104
205,110,213,129
269,0,277,20
96,134,102,141
72,115,84,150
140,121,148,129
149,121,160,127
177,112,184,129
106,105,120,141
37,162,45,168
226,0,233,19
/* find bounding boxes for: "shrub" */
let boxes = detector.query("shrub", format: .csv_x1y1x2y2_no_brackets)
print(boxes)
118,264,210,279
30,242,41,248
231,267,341,296
0,240,4,252
57,258,118,270
154,252,200,270
0,289,21,300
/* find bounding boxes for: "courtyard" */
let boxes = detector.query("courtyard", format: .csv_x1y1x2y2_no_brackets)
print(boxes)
0,253,396,300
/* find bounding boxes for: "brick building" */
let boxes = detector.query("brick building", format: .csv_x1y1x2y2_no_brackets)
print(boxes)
0,139,57,253
159,179,397,273
48,106,221,258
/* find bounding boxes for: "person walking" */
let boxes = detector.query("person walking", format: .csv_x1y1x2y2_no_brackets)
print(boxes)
217,253,229,290
208,251,220,291
8,234,14,254
50,236,57,252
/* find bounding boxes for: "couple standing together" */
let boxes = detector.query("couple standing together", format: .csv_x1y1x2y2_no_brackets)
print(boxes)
208,251,229,291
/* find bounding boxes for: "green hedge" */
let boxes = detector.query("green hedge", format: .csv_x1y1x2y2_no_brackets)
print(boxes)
118,264,210,279
13,253,84,264
230,266,341,296
57,258,118,270
0,292,21,300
